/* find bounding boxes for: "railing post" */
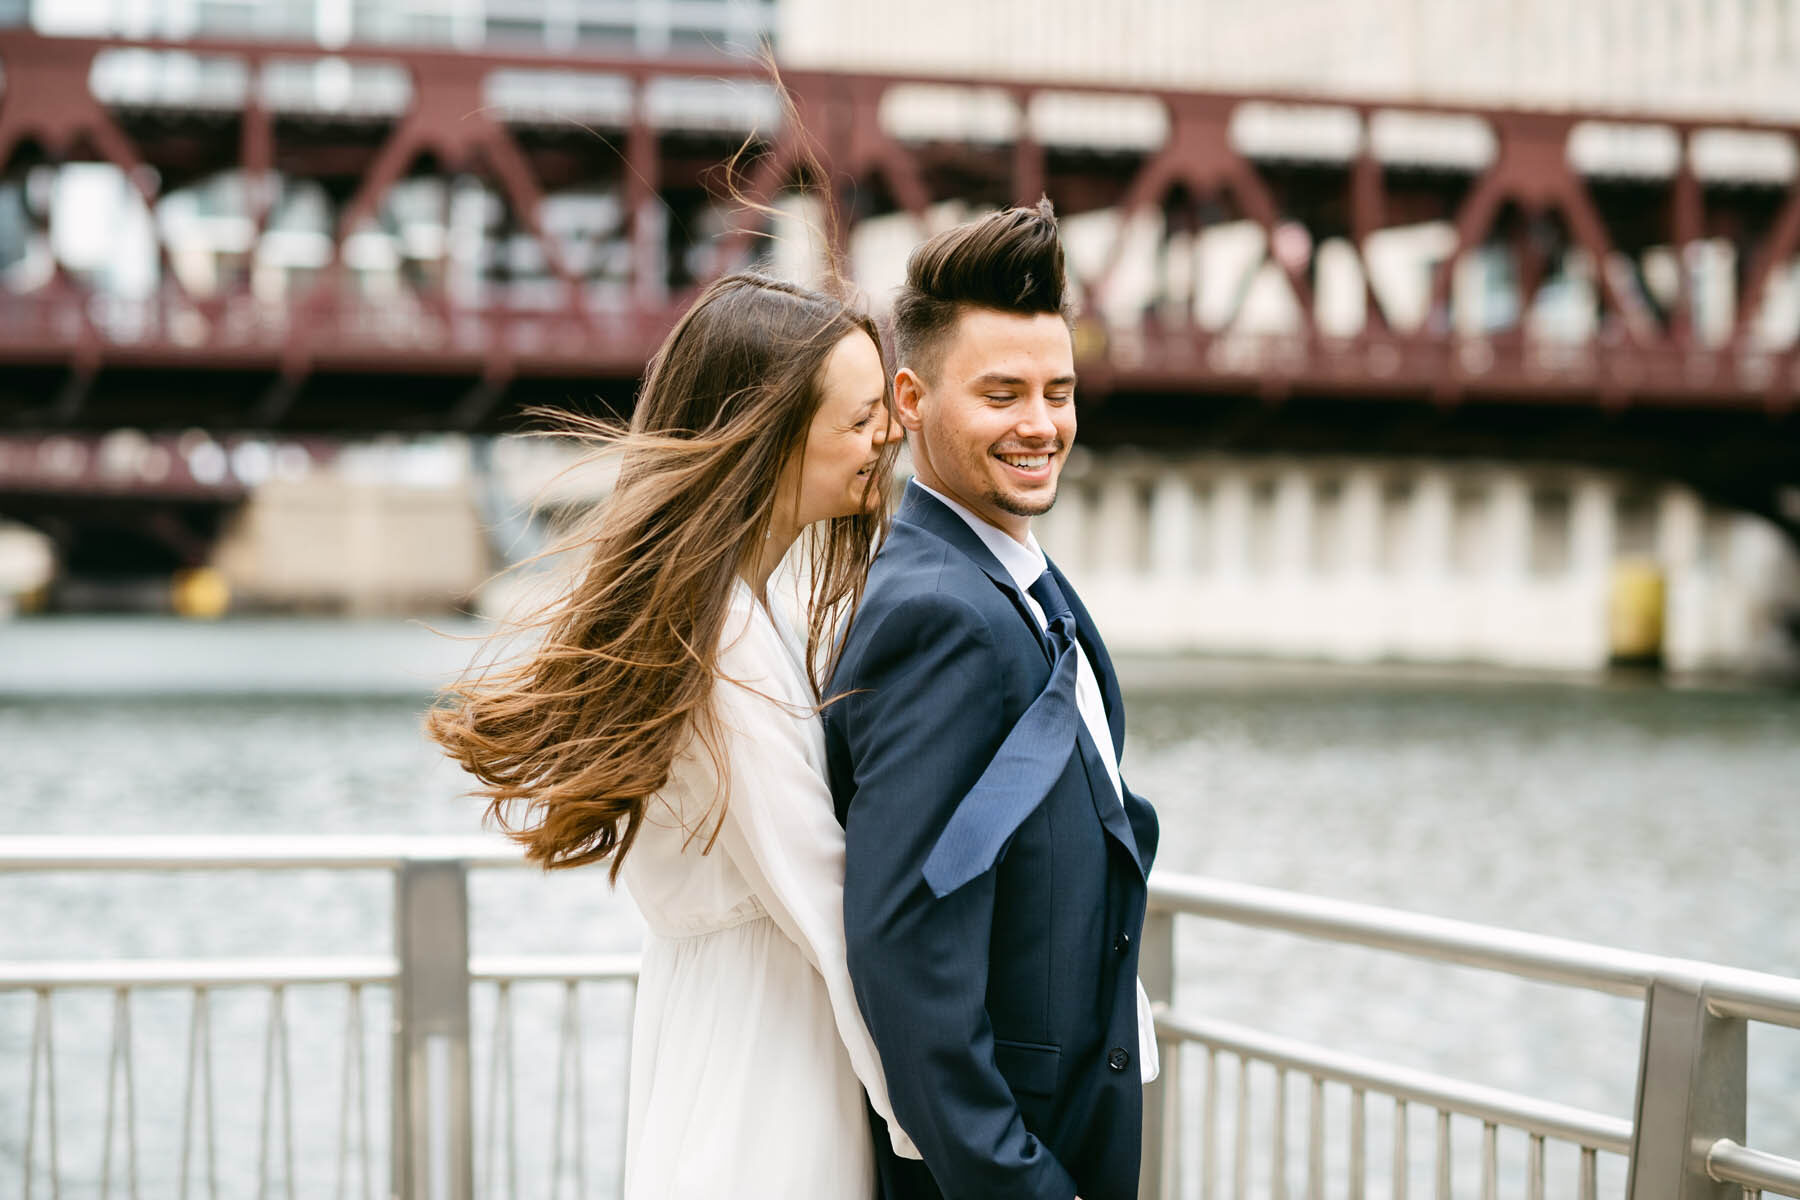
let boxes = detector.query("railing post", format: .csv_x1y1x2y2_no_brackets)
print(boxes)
1625,972,1745,1200
393,859,474,1200
1139,904,1178,1200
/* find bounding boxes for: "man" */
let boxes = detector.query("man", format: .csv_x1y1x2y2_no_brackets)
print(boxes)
824,200,1160,1200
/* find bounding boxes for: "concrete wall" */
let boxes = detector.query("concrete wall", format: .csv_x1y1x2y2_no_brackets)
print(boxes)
212,448,492,615
1033,453,1800,675
780,0,1800,121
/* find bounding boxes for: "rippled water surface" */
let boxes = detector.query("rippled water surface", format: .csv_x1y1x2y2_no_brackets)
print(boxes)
2,621,1796,1196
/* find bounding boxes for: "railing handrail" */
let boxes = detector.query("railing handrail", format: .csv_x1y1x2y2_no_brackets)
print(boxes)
0,955,400,991
1708,1140,1800,1197
1155,1009,1635,1153
7,836,1798,1027
0,834,531,871
1148,873,1800,1028
0,953,645,990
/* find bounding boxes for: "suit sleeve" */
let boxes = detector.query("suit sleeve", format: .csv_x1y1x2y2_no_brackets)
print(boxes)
705,615,921,1160
840,592,1078,1200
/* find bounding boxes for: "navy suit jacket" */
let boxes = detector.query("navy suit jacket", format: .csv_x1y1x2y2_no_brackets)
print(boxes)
825,484,1160,1200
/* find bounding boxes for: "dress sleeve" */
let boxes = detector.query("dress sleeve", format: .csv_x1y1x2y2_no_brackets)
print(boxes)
707,608,922,1160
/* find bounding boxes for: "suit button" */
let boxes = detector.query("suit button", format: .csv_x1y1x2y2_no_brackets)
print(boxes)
1113,932,1131,953
1107,1047,1131,1072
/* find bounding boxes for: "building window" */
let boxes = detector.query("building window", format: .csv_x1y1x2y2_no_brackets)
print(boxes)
1616,490,1657,559
1189,481,1213,574
1131,480,1156,575
1529,487,1571,578
1246,478,1277,576
1311,477,1344,575
1378,480,1413,575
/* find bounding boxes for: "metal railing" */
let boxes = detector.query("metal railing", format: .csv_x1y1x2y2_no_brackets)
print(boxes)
3,837,627,1200
5,836,1799,1200
1136,875,1800,1200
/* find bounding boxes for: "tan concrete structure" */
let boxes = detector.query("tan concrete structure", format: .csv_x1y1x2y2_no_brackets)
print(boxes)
781,0,1800,119
1034,456,1799,674
212,445,492,615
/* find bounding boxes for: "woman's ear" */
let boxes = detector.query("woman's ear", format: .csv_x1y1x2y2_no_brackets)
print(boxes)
893,368,927,433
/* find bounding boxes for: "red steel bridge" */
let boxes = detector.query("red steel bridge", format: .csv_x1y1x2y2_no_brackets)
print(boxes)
0,29,1795,538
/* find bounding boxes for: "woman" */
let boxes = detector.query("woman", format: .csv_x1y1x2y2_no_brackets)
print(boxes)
428,272,917,1196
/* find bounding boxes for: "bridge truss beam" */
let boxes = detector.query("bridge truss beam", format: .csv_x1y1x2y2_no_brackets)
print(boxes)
0,31,1794,538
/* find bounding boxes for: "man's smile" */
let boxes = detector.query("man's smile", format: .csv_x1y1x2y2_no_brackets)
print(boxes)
993,448,1059,481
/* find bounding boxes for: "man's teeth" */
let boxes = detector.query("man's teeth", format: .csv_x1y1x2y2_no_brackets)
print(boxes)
998,454,1050,469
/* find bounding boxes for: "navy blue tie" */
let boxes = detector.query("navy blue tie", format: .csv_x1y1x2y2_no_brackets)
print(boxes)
922,570,1083,899
1028,570,1076,656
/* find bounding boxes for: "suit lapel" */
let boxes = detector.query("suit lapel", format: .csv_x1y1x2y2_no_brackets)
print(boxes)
1073,724,1146,878
899,484,1146,878
894,485,1050,663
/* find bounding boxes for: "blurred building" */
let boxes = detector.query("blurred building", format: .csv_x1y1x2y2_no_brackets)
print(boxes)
210,438,491,614
1035,456,1799,673
1,0,1796,675
781,0,1800,120
32,0,775,54
771,0,1800,675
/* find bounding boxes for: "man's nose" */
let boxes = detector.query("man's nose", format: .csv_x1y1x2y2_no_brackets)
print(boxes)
1014,394,1057,441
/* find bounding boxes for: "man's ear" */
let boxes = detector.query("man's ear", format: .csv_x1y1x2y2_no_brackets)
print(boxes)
893,367,927,433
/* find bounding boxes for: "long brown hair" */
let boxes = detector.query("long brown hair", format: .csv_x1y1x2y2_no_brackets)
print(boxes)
427,272,897,876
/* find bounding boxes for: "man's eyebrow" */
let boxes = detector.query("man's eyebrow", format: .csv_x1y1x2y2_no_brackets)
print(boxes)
967,372,1079,388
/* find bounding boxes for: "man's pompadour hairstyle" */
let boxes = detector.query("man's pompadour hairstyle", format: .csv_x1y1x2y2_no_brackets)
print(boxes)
891,197,1072,382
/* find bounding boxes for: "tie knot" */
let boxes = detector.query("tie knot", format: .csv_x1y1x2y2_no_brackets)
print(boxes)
1028,569,1072,625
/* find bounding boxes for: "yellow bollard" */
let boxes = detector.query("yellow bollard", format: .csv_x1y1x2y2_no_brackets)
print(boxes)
1607,557,1665,667
170,566,231,619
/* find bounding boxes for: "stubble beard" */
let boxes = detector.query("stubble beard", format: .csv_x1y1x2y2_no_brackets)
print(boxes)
988,481,1058,519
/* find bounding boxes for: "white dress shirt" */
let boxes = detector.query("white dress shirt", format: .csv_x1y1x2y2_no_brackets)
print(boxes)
912,481,1158,1083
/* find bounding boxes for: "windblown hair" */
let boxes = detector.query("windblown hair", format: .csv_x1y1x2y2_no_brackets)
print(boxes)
426,273,897,877
890,196,1073,383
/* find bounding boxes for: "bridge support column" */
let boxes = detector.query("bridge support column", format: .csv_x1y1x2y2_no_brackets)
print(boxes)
1337,470,1383,659
1412,470,1454,581
1213,471,1253,584
1273,468,1312,580
1487,475,1531,582
1658,488,1703,572
1625,973,1745,1200
1096,475,1146,575
1340,470,1382,573
1573,479,1619,660
1149,472,1193,581
1572,478,1617,580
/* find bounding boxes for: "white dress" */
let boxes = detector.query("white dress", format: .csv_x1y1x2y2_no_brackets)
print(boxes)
619,581,916,1199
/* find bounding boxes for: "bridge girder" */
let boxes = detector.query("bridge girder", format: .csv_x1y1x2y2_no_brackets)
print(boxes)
0,30,1793,541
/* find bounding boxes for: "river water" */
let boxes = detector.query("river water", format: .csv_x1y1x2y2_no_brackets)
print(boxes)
1,619,1796,1197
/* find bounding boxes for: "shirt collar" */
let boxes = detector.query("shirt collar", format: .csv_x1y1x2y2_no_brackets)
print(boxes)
910,479,1046,595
